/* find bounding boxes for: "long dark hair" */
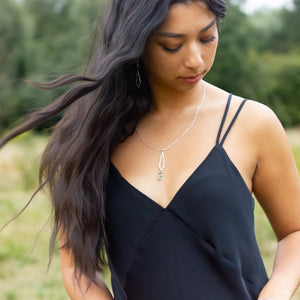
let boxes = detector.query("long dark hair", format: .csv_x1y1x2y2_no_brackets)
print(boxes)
0,0,226,287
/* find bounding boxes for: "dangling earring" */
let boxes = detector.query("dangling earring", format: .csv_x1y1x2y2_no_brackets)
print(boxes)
136,61,142,89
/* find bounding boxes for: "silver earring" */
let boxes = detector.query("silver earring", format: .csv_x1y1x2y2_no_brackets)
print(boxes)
136,61,142,89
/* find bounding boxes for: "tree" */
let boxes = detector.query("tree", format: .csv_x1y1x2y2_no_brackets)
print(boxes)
206,2,265,100
0,0,102,132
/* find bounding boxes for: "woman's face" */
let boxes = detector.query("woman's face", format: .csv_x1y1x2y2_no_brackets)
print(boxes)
142,1,218,92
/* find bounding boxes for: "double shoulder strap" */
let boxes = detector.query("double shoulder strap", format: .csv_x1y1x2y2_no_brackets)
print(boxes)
216,94,247,146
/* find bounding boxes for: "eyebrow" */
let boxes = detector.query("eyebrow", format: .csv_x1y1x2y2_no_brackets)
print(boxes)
156,19,216,38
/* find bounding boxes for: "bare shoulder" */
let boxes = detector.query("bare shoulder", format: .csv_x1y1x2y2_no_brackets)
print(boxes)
208,83,287,147
238,98,288,146
242,100,300,240
241,99,281,127
209,83,282,133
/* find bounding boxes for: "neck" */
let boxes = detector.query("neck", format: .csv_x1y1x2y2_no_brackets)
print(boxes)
149,81,205,119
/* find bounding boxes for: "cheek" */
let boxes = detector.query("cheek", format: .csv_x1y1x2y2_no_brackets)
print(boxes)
208,46,218,59
143,48,177,77
203,42,218,63
142,47,157,75
211,37,219,56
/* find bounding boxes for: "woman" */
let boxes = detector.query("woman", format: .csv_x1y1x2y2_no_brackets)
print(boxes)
1,0,300,299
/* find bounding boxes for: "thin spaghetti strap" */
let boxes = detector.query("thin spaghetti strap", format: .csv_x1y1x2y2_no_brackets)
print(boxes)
216,94,232,145
219,99,248,146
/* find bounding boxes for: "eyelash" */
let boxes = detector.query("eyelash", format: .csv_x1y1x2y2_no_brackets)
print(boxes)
162,36,216,53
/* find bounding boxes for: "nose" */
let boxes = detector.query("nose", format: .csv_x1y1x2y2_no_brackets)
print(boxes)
183,43,203,70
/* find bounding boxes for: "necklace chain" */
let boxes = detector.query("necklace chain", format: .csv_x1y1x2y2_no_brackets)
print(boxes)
135,81,206,180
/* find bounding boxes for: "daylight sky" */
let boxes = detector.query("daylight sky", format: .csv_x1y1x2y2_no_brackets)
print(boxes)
242,0,294,13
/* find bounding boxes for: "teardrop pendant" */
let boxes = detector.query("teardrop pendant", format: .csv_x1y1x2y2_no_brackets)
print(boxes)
158,151,165,181
136,62,142,89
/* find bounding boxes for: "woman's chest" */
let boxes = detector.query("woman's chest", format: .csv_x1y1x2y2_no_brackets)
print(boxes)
110,126,256,209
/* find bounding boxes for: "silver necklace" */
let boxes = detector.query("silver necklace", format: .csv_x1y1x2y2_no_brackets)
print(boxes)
136,81,206,181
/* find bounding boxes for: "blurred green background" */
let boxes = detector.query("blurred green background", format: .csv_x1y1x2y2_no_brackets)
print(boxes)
1,0,300,131
0,0,300,299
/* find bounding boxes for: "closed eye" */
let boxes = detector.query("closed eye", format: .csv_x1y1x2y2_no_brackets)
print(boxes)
161,35,216,53
161,45,182,53
201,35,216,44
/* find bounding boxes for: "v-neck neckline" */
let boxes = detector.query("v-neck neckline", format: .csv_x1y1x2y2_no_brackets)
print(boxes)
109,145,221,211
109,95,251,211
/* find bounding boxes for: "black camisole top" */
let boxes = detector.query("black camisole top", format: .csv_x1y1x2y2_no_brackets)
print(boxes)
105,94,269,300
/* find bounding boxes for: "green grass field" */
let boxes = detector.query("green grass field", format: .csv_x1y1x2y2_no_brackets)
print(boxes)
0,128,299,300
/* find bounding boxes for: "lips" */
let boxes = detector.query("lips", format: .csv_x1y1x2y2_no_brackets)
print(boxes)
180,73,203,84
182,74,202,79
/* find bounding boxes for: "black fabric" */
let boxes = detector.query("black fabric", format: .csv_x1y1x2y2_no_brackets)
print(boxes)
105,94,269,300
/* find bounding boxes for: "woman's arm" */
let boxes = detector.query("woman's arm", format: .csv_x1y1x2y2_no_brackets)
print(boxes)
60,230,114,300
250,103,300,300
258,231,300,300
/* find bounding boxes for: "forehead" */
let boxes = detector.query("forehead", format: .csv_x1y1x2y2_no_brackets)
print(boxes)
159,1,215,31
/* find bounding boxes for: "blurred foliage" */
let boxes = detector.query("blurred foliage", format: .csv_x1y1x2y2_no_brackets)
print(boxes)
207,0,300,126
0,0,101,131
0,0,299,131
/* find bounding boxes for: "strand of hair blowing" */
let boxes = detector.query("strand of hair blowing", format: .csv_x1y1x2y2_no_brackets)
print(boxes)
0,0,226,288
